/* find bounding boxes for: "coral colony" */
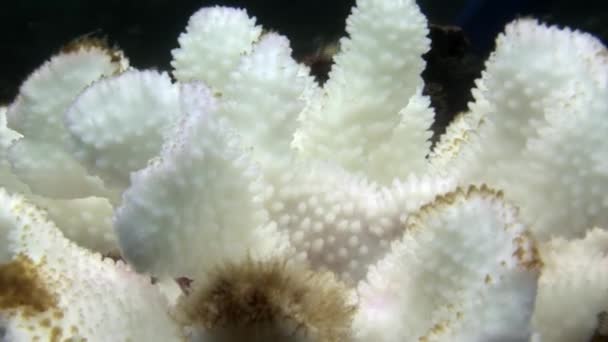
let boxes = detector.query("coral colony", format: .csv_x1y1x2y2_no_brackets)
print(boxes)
1,0,607,341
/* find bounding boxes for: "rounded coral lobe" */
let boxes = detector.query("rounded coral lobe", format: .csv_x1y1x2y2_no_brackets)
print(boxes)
175,258,356,342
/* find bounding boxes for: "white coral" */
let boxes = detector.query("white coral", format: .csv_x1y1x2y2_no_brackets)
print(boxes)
354,186,539,341
532,228,608,341
435,19,608,241
0,189,183,341
0,0,606,341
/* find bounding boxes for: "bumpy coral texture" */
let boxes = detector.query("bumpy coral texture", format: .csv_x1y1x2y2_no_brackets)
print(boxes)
1,0,607,341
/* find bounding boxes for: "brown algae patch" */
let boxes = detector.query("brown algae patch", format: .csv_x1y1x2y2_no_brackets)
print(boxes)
176,258,356,341
0,254,57,317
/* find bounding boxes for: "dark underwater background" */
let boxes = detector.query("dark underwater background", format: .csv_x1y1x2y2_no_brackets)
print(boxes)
1,0,607,136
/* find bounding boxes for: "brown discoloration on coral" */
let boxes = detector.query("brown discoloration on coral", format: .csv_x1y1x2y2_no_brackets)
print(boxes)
430,322,448,334
49,326,62,342
527,243,543,269
53,310,64,320
300,38,340,85
59,36,126,74
69,325,79,335
512,232,542,271
102,251,124,262
60,37,121,62
61,36,108,54
176,276,193,295
407,184,504,233
40,318,52,327
410,185,542,273
176,258,355,342
402,183,539,339
419,321,450,342
0,254,58,317
429,114,487,168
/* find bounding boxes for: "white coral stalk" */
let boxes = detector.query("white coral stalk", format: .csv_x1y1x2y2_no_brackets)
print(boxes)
354,186,539,341
0,45,128,253
295,0,435,183
114,83,290,279
171,7,262,89
436,19,608,241
217,33,316,167
65,70,180,189
6,43,125,199
269,164,456,282
0,107,27,194
167,1,454,283
532,227,608,341
0,189,183,341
